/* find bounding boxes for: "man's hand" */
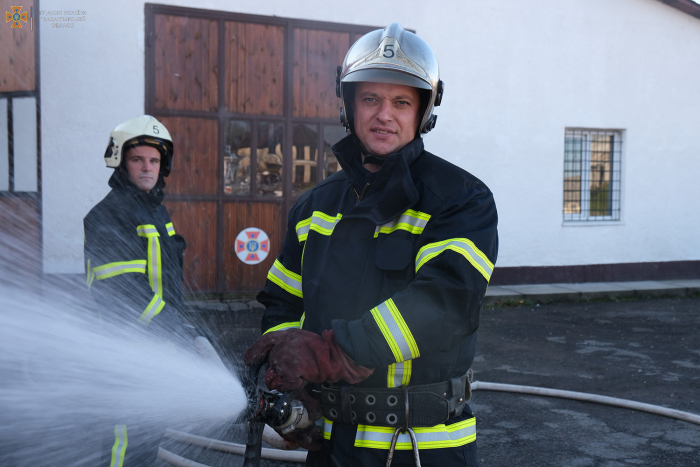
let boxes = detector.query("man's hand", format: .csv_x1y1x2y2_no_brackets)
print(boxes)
243,329,373,392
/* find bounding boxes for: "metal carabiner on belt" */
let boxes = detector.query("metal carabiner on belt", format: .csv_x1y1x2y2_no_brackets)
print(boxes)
385,385,421,467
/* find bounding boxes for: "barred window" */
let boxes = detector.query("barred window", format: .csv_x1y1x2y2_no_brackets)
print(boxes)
563,129,622,221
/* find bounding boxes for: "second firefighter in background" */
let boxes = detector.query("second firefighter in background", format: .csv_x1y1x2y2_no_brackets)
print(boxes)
84,115,190,467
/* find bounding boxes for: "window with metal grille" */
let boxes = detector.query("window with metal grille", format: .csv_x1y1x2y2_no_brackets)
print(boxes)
563,129,622,221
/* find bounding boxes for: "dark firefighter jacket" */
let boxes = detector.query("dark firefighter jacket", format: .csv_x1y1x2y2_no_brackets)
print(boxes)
83,170,188,333
257,135,498,450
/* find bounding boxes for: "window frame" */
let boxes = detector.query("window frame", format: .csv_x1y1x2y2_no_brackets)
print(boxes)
563,128,623,223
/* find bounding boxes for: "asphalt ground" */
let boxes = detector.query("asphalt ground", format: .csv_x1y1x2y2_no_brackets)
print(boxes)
158,295,700,466
471,295,700,467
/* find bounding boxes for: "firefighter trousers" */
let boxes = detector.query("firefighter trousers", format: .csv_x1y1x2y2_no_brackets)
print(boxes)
307,405,479,467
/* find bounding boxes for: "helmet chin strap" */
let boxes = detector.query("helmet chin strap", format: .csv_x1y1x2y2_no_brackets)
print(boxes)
362,153,387,166
355,134,422,167
353,135,388,167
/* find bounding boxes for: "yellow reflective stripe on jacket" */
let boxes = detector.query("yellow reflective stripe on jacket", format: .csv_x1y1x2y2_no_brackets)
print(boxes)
296,211,343,243
92,260,148,280
370,298,419,363
139,294,165,324
147,237,163,296
267,259,303,297
136,224,164,299
415,238,494,282
263,320,301,335
387,359,412,388
166,222,176,236
110,424,128,467
355,417,476,450
300,312,306,330
374,209,431,238
137,224,160,238
86,259,95,290
323,417,333,440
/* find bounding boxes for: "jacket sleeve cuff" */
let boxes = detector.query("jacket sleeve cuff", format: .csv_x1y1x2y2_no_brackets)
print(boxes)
331,318,373,368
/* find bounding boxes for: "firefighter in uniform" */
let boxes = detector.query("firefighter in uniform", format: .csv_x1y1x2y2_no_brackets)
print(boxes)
84,115,189,467
244,23,498,466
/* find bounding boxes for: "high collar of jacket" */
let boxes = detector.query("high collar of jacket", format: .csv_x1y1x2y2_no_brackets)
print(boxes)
108,169,166,208
332,135,422,225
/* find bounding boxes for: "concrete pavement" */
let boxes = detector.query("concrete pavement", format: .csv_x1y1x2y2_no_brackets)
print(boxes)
484,279,700,306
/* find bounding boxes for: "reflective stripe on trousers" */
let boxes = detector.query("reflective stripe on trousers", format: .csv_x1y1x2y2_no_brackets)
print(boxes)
110,424,128,467
355,417,476,450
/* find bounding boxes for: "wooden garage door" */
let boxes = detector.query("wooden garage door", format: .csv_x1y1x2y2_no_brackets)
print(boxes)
146,5,375,295
0,0,41,282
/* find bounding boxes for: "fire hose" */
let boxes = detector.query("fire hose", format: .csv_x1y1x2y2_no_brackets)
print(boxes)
158,376,700,466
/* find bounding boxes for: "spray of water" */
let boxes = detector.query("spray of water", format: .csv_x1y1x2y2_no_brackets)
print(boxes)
0,231,247,466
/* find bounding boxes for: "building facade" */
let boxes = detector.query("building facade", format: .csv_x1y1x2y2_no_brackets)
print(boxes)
2,0,699,293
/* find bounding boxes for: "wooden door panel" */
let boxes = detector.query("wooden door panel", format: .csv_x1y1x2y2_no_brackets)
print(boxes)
159,116,218,196
0,4,35,93
0,197,39,277
223,202,285,292
293,29,350,118
154,14,218,112
149,5,376,294
225,22,284,116
163,200,217,293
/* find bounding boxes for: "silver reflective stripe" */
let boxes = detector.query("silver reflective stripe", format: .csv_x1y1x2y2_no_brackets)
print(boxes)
93,262,146,279
268,260,303,297
374,301,415,362
166,223,175,236
391,361,406,388
355,420,476,449
296,223,311,239
375,211,430,236
262,321,300,335
415,238,493,280
311,214,341,231
323,417,333,440
149,237,161,296
141,295,164,323
137,225,159,236
295,212,342,242
111,424,127,467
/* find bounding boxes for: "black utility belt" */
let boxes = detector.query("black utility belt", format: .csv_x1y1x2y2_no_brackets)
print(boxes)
319,372,472,428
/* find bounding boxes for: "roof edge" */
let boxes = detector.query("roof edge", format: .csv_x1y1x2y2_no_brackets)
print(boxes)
655,0,700,20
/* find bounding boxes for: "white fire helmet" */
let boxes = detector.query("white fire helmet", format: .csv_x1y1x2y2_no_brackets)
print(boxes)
103,115,174,176
336,23,444,135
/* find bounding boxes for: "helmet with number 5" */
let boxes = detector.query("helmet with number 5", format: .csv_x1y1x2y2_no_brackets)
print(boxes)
336,22,444,135
103,115,175,176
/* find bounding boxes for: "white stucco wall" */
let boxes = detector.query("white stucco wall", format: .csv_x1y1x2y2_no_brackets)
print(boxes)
41,0,700,273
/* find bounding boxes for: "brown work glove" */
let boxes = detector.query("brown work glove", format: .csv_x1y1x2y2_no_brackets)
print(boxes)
243,328,374,392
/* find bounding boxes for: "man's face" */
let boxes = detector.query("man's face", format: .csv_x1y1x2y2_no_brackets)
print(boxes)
125,145,161,192
352,81,421,157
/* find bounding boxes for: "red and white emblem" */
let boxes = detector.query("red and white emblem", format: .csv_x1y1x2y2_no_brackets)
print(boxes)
235,228,270,265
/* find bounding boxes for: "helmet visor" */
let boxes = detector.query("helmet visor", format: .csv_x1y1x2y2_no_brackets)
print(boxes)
342,68,432,91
